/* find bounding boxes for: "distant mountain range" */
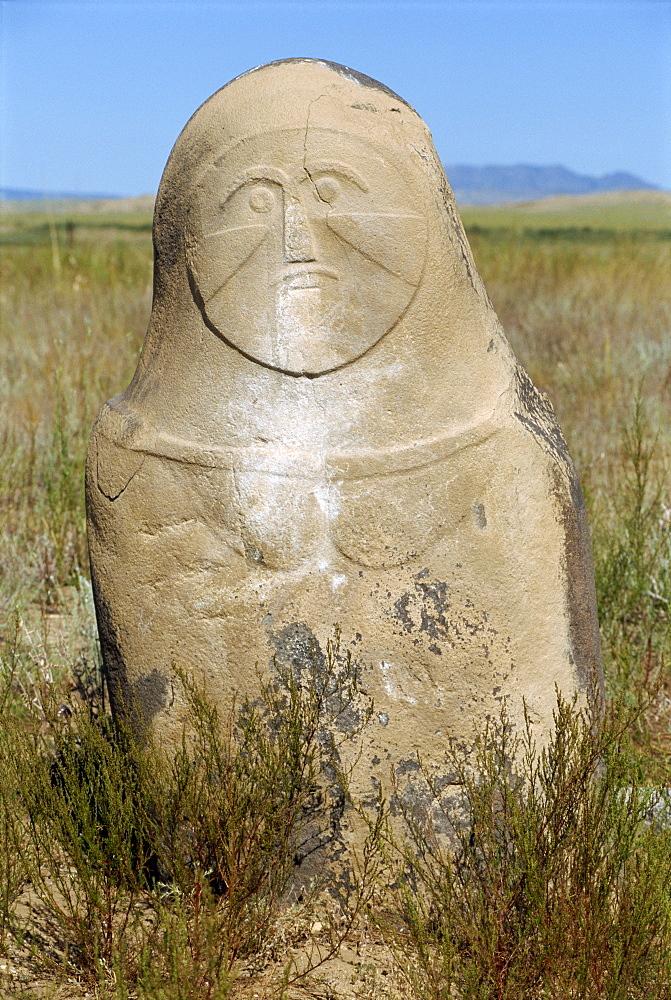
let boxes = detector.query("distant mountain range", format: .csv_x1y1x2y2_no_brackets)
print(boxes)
0,166,662,207
444,165,660,205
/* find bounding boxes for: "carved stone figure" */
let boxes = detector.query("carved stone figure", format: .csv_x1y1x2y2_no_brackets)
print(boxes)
86,59,602,851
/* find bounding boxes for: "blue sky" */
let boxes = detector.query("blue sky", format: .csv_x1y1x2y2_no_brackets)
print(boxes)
1,0,669,195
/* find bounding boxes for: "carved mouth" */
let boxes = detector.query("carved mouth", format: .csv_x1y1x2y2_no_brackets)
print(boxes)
279,265,338,290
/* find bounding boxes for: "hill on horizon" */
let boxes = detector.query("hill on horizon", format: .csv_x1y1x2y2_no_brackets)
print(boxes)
444,165,660,205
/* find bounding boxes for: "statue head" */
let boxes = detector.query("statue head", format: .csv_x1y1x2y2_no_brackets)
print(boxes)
186,122,427,374
120,59,497,450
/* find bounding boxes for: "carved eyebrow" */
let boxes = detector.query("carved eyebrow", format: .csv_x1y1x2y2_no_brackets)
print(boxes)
299,160,369,193
217,165,291,203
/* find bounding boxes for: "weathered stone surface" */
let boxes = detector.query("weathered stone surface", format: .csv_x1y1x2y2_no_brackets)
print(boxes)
86,59,602,851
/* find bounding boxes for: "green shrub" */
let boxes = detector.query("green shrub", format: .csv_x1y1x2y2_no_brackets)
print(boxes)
592,397,671,777
1,629,372,996
374,693,671,999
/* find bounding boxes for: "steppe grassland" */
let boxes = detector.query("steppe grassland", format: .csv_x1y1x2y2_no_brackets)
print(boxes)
1,197,668,712
0,211,152,615
463,200,671,760
0,195,669,997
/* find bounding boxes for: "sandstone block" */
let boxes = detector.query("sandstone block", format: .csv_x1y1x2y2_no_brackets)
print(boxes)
86,59,603,851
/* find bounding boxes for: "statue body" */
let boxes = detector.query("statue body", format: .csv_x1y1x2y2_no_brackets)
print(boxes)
86,60,602,831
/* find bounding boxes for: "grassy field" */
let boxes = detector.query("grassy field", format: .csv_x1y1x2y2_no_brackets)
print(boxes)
460,188,671,232
0,192,669,997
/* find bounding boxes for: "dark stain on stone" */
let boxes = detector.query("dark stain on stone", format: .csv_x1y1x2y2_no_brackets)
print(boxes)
434,169,493,306
335,704,360,734
549,465,604,699
415,577,452,640
269,621,326,682
473,501,487,528
513,366,577,484
290,758,347,891
90,573,131,722
393,581,448,640
390,765,464,839
395,758,421,777
267,623,351,884
515,407,566,469
244,541,266,565
389,573,509,665
443,179,478,290
91,575,173,740
514,364,603,698
394,592,415,633
133,669,169,721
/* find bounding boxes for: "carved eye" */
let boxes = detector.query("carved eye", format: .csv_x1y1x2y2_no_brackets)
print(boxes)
315,176,340,204
249,185,275,213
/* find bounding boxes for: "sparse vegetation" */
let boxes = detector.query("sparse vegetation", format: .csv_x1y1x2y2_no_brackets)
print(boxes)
0,199,669,995
0,623,377,997
372,694,671,999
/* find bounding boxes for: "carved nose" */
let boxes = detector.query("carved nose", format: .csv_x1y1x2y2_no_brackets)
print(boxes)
283,197,316,263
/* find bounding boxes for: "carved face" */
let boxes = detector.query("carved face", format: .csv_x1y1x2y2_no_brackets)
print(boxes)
187,128,427,374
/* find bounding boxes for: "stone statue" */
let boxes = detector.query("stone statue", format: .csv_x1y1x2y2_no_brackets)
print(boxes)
86,59,602,842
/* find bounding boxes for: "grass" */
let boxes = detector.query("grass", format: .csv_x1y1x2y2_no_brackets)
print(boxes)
459,189,671,233
0,623,378,997
0,198,669,995
373,694,671,999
